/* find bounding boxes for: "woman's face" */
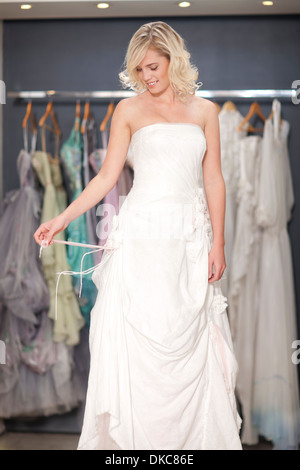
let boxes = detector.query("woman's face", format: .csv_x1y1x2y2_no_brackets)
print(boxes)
136,47,170,95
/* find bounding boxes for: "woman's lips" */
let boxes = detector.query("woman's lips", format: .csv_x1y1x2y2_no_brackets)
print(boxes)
147,80,158,88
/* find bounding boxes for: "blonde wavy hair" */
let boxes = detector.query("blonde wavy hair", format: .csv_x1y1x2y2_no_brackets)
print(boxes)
119,21,203,102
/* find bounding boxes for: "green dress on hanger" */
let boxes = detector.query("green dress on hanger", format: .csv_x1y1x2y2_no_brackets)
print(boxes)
60,117,97,327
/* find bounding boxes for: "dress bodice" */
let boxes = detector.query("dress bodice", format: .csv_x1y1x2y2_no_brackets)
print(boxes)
129,123,207,201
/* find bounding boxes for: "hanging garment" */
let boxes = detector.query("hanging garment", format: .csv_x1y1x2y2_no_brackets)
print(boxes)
228,135,262,445
253,99,300,449
125,143,134,171
0,130,49,402
0,311,81,419
117,141,134,199
60,118,97,327
0,130,81,418
218,108,249,300
0,130,48,325
89,130,120,263
32,128,85,345
82,116,98,254
116,162,134,200
76,123,242,450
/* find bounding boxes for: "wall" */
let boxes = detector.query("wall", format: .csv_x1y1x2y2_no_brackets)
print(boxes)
2,14,300,432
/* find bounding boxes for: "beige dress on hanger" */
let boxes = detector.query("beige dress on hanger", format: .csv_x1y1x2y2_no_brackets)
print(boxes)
32,129,85,346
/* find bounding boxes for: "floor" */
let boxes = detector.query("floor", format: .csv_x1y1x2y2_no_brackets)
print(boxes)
0,432,80,450
0,432,273,450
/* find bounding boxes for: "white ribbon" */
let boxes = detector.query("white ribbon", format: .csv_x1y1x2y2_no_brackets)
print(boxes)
39,238,118,320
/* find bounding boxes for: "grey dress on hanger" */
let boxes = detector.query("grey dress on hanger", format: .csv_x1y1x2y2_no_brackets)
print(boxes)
0,129,82,418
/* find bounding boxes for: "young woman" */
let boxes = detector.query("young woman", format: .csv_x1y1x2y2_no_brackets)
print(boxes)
34,21,242,450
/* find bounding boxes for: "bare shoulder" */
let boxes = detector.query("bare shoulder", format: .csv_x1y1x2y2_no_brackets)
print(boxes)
196,96,219,131
115,94,145,111
187,95,218,131
112,95,144,128
114,93,152,137
194,95,217,114
112,96,133,121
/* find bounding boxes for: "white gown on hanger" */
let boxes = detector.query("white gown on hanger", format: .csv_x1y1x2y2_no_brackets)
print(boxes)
253,100,300,449
77,123,242,450
228,135,262,445
218,108,248,299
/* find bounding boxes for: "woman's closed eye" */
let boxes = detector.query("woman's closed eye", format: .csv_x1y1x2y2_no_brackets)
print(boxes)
136,67,158,72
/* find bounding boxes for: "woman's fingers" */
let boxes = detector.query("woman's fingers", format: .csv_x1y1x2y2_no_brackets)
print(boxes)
208,260,226,283
33,221,53,245
208,260,213,280
33,216,67,246
33,226,47,245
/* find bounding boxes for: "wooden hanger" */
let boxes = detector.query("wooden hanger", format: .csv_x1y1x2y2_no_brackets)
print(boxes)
237,101,266,133
75,100,81,132
39,101,61,137
100,102,115,132
39,101,61,163
81,101,93,134
22,101,37,133
222,101,237,111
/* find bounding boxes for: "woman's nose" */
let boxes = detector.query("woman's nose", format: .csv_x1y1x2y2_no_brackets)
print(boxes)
141,71,152,82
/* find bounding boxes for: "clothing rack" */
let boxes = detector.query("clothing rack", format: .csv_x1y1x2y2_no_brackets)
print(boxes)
7,89,296,101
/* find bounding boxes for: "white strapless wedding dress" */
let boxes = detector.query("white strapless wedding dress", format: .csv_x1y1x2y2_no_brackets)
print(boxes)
77,123,242,450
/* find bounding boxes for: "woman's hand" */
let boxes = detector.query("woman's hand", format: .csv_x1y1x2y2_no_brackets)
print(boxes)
33,214,69,246
208,242,226,283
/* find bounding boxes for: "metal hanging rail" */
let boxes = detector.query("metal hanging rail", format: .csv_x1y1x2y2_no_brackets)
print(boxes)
6,89,296,100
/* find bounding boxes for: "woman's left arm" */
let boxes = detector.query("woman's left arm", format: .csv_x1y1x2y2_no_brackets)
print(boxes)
202,100,226,283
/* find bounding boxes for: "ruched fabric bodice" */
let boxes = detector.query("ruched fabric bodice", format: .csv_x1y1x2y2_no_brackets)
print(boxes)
129,123,206,197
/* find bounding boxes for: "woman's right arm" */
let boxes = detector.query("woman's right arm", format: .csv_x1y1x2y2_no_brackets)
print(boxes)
33,99,132,246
